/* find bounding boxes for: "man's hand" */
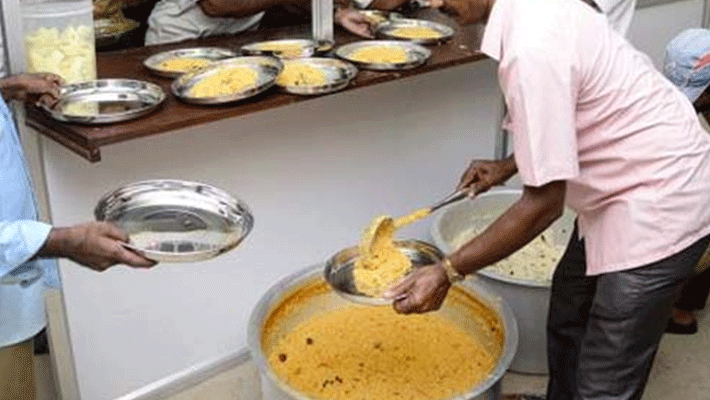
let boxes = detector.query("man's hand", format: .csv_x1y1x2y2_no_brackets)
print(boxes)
0,73,64,107
40,222,156,271
336,8,374,38
457,156,517,195
384,264,451,314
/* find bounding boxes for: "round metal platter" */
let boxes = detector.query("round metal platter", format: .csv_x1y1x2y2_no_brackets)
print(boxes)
143,47,239,78
171,56,282,105
241,38,331,59
276,57,358,96
358,10,403,26
95,179,254,263
375,18,455,45
41,79,165,125
324,240,444,305
335,40,431,71
94,18,140,48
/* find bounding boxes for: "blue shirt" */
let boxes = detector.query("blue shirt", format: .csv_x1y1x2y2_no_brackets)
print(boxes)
0,95,57,345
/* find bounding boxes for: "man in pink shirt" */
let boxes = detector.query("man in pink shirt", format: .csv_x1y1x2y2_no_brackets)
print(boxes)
385,0,710,398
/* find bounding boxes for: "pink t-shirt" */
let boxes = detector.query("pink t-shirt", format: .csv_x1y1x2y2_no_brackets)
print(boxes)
481,0,710,274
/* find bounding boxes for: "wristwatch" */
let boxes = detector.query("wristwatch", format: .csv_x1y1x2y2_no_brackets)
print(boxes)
441,257,465,283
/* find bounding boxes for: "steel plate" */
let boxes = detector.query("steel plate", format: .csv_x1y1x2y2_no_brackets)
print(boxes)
95,179,254,263
376,18,454,45
358,10,403,26
41,79,165,125
171,56,282,105
324,239,444,305
144,47,239,78
241,39,333,59
335,40,431,71
276,57,357,95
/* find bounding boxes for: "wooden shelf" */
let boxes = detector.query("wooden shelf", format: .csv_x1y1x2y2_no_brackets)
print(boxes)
26,11,486,162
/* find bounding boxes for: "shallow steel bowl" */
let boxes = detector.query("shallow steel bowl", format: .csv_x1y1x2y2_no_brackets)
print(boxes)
324,239,443,305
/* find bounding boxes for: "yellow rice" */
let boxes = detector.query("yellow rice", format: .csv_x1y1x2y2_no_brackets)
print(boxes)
158,57,211,73
276,62,327,87
268,305,497,399
354,208,431,296
390,26,443,40
188,66,258,98
349,46,408,64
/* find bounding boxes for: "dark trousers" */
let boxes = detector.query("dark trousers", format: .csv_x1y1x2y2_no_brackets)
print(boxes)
675,265,710,311
546,227,710,400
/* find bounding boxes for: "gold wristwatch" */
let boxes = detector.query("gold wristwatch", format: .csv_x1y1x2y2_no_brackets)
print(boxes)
441,257,464,283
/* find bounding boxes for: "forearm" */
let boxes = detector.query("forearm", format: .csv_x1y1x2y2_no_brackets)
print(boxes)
0,75,24,101
500,153,518,181
369,0,408,10
35,227,71,259
448,181,565,275
198,0,309,18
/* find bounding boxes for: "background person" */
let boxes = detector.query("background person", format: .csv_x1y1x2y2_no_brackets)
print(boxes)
145,0,373,45
663,28,710,335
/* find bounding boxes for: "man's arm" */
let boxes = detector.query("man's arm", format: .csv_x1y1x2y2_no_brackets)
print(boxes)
449,180,565,274
387,180,565,314
198,0,309,19
457,154,518,194
1,221,154,276
0,73,62,106
37,222,155,270
369,0,409,10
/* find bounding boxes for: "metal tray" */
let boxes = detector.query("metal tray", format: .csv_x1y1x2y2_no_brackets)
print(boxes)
276,57,357,95
358,10,403,26
95,180,254,263
335,40,431,71
375,18,454,45
144,47,239,78
41,79,165,125
171,56,282,105
95,17,140,48
241,38,334,59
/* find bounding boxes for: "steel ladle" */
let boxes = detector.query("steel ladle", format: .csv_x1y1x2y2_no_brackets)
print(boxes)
324,189,472,305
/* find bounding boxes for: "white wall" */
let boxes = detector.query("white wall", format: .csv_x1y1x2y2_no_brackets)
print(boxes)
628,0,705,68
44,61,502,400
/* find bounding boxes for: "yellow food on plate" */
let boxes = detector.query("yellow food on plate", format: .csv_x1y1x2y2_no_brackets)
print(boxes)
349,45,409,64
276,62,327,87
62,101,99,117
390,26,444,39
268,304,497,399
354,208,431,296
188,66,258,98
158,57,211,73
255,42,305,58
